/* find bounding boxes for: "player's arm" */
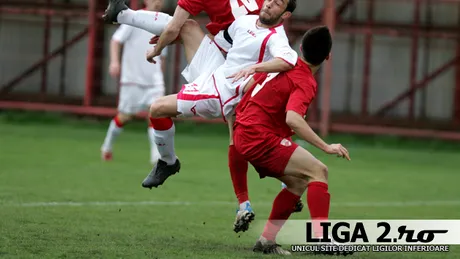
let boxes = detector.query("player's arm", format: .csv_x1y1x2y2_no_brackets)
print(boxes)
229,58,292,83
252,58,293,73
109,25,131,78
229,33,296,82
109,40,122,78
154,6,190,55
286,111,327,151
256,32,298,71
285,85,350,160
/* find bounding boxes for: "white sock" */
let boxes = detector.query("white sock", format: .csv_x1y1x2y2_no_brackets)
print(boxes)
102,119,123,151
148,127,160,163
153,123,177,165
281,182,287,189
239,200,251,211
117,9,172,35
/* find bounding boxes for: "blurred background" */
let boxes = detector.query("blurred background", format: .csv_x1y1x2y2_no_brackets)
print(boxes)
1,0,460,139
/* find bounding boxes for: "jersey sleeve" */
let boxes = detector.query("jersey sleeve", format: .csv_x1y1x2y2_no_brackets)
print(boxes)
285,81,316,117
267,32,298,66
112,24,133,43
177,0,204,16
213,18,239,52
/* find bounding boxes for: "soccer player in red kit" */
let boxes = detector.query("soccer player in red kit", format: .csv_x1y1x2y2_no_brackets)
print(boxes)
232,26,351,255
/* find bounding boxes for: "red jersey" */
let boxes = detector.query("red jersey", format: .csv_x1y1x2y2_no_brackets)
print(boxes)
177,0,264,35
235,59,318,138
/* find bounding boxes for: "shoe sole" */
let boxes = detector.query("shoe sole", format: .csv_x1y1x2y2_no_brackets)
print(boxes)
102,0,126,24
142,170,180,189
233,211,255,233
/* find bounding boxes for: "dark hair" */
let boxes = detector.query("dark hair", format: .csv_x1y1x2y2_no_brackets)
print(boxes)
300,25,332,66
285,0,297,13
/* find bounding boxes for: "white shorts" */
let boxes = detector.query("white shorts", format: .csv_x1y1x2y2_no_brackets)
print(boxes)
118,85,164,114
176,75,222,119
181,35,226,83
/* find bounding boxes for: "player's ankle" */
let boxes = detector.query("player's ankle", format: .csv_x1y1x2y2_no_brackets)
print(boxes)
239,200,251,210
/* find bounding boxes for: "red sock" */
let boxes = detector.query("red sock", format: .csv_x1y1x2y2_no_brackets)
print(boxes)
114,115,124,128
228,145,249,204
149,117,173,130
307,181,330,237
262,188,300,241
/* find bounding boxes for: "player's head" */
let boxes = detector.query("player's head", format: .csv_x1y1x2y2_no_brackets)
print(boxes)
300,26,332,67
259,0,297,26
144,0,163,11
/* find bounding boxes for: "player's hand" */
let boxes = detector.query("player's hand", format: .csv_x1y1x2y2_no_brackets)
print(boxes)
149,36,160,45
227,66,256,83
109,62,121,78
324,144,350,161
146,47,160,64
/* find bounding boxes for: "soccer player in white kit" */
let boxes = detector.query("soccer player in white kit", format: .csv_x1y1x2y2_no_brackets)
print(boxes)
143,0,298,190
101,0,168,164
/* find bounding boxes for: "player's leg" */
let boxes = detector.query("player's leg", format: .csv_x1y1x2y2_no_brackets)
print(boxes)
180,25,226,83
101,113,133,160
227,115,249,206
101,86,138,160
143,88,165,165
102,0,172,35
284,146,353,256
179,19,206,64
143,77,223,188
284,146,330,238
227,115,253,233
147,117,160,164
253,175,307,255
281,182,304,213
142,94,181,189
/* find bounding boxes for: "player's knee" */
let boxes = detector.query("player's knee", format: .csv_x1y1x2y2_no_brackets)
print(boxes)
292,180,308,194
183,19,200,30
117,113,133,123
149,99,166,118
311,162,328,183
180,19,199,37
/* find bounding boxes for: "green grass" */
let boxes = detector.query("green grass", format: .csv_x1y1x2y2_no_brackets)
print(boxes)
0,112,459,258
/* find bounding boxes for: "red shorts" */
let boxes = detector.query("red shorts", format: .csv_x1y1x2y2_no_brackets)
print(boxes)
233,125,298,178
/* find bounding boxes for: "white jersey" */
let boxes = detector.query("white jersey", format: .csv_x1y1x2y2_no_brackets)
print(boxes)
213,15,298,117
112,24,167,89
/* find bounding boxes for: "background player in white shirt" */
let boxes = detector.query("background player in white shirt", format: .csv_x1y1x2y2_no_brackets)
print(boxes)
101,0,168,164
143,0,297,190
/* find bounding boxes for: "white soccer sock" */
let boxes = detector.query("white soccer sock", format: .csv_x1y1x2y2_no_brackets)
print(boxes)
281,182,287,189
239,200,251,211
117,9,172,35
102,119,123,151
153,123,177,165
148,127,160,163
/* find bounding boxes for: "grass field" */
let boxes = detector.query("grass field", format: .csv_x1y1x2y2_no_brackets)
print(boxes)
0,112,459,258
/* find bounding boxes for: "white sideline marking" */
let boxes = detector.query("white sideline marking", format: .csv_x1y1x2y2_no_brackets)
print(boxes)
2,200,460,208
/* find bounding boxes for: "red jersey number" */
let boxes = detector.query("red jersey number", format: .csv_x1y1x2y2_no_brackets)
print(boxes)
251,73,279,97
230,0,260,19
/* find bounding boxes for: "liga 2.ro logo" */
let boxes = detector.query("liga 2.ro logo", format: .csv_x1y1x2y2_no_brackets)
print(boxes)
266,220,460,246
306,221,448,244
